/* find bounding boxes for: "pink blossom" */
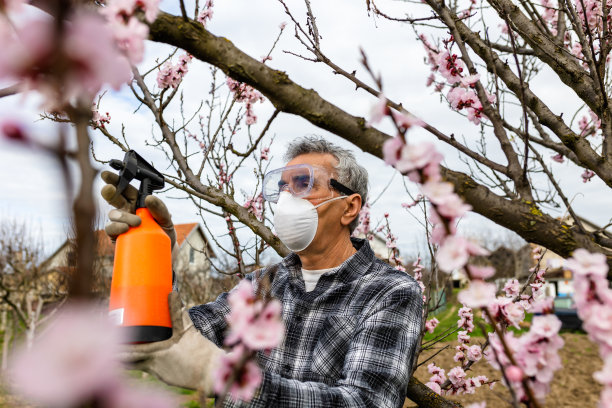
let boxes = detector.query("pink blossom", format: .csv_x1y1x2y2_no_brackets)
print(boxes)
425,381,442,394
0,14,130,107
64,13,132,95
582,169,595,183
457,281,497,308
531,297,554,314
367,94,389,126
466,345,482,361
454,347,465,363
485,314,564,397
0,119,29,144
436,235,470,272
502,301,525,329
457,330,471,344
425,317,439,333
436,236,487,273
0,0,24,13
458,307,475,332
228,280,257,311
99,0,135,24
279,21,287,30
391,111,425,130
197,8,214,26
427,362,446,379
110,17,149,64
503,279,520,297
352,202,371,237
460,73,481,87
135,0,160,22
448,366,467,386
600,388,612,408
225,280,284,350
395,142,442,175
420,181,454,205
551,153,564,163
226,77,265,125
565,248,608,277
240,300,284,350
10,304,123,406
582,304,612,349
102,0,159,24
436,51,465,84
593,356,612,386
92,105,111,129
468,265,495,280
426,73,435,87
447,86,478,110
157,54,193,89
214,345,262,401
244,194,264,221
505,365,523,382
540,0,558,34
435,192,472,219
382,135,404,166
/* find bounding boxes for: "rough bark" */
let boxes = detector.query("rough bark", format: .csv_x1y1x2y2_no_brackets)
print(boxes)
148,13,612,270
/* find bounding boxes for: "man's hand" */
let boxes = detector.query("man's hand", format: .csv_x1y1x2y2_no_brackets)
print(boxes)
119,292,225,394
100,170,177,249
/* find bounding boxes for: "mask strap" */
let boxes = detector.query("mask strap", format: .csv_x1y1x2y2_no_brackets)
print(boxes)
312,195,347,209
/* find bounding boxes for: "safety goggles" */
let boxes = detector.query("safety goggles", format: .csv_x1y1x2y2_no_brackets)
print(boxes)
262,163,356,203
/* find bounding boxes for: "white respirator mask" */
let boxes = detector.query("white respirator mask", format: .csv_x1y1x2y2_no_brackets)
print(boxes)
273,191,347,252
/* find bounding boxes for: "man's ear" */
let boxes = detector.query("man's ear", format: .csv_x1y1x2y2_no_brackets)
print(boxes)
340,194,362,228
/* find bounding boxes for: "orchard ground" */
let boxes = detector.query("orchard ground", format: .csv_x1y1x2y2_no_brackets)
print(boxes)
408,331,603,407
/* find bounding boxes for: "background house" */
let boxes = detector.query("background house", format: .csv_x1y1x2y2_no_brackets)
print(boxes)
43,223,216,302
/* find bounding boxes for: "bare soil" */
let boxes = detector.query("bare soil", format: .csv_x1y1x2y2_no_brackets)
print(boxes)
406,332,604,408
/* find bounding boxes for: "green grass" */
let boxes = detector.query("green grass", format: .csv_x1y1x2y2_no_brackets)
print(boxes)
181,401,202,408
423,300,534,343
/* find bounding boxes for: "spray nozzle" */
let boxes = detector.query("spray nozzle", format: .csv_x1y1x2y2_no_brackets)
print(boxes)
110,150,164,209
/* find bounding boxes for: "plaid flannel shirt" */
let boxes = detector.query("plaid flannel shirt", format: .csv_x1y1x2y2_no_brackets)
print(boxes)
189,238,423,408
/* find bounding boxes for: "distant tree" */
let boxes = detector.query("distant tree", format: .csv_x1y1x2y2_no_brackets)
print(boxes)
0,221,66,360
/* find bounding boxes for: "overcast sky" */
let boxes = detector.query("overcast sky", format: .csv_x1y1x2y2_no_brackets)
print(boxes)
1,0,610,264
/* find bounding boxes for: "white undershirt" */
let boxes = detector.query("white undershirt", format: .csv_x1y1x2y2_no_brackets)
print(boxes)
301,267,338,292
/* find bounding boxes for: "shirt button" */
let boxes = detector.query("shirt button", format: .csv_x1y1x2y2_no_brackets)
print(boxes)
283,364,291,375
294,315,303,324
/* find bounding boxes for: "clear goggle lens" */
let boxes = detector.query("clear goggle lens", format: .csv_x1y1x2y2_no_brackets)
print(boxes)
263,164,328,203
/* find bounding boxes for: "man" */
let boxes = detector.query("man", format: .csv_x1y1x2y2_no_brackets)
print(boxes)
102,137,423,407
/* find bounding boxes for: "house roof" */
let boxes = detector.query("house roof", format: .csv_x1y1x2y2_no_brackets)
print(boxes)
95,229,115,257
175,223,199,247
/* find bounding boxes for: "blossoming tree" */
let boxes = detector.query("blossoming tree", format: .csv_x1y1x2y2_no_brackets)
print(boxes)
2,0,612,407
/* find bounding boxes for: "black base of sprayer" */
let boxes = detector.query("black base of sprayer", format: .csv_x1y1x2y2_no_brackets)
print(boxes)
122,325,172,343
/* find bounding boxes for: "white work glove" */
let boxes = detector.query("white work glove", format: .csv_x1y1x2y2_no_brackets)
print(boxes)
119,292,225,394
100,170,179,261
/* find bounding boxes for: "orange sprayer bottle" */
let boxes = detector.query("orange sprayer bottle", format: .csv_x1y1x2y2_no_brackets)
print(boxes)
108,150,173,343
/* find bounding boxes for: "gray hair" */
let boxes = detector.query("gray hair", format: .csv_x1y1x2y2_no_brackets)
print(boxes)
284,136,368,233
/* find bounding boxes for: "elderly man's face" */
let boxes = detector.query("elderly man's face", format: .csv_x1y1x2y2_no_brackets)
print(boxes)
284,152,349,252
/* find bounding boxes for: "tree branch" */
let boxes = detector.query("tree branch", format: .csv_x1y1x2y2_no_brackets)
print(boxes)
147,12,612,274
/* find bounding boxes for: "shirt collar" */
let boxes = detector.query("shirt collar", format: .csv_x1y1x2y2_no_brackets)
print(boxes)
281,238,375,284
